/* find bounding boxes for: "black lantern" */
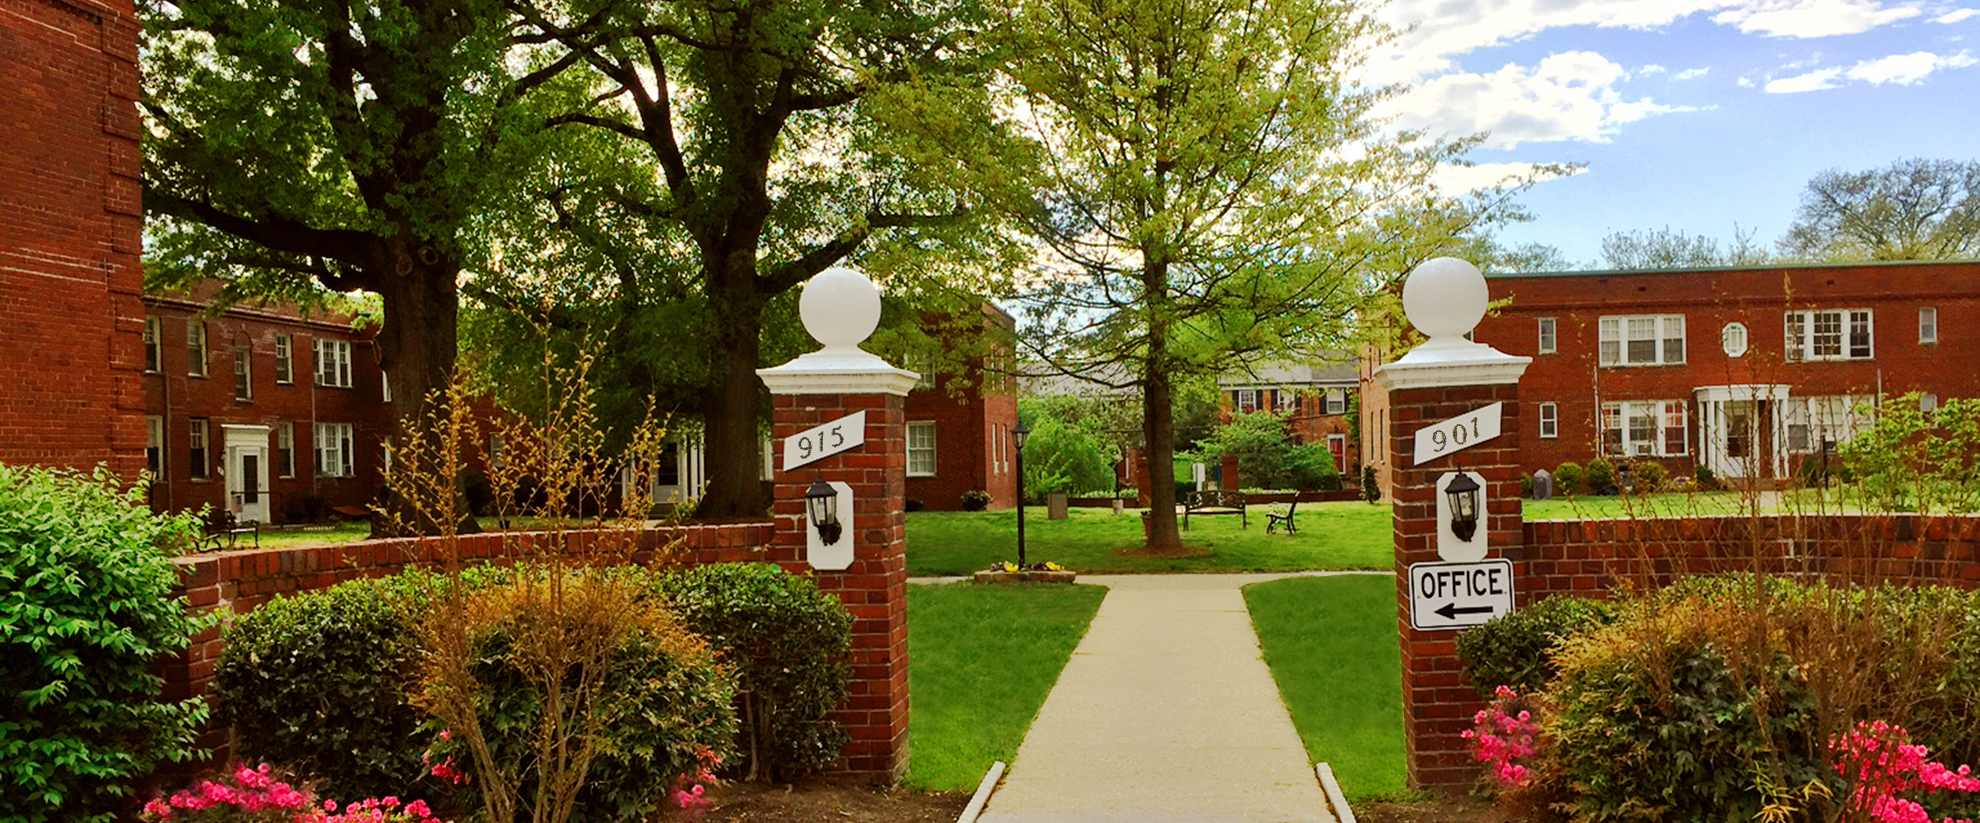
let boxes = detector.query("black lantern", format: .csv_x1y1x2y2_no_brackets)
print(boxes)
1012,422,1031,568
1446,471,1481,542
805,478,842,544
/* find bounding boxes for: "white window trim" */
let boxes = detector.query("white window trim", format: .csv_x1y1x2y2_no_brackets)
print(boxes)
146,416,165,476
381,372,392,403
1600,400,1689,457
1236,389,1258,413
1537,317,1557,355
1539,402,1558,439
276,422,296,479
316,422,355,478
187,322,208,377
1785,308,1874,362
233,348,253,401
1325,388,1346,416
907,421,937,477
1598,314,1686,367
315,339,354,388
143,316,162,373
1920,307,1938,344
274,334,294,384
189,417,209,479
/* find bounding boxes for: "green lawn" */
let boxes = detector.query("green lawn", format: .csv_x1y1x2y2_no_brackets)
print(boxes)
905,582,1107,791
1521,490,1760,520
1245,574,1404,802
904,503,1394,576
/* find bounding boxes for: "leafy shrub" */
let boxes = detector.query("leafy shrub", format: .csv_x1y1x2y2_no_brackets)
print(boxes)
0,465,209,823
904,498,926,512
1628,460,1668,493
1553,462,1584,497
1361,465,1380,503
1018,418,1116,496
216,577,433,801
1585,457,1617,495
1455,596,1615,697
960,490,992,511
1546,595,1824,821
1282,444,1343,491
1695,464,1726,492
1520,472,1534,498
422,570,737,823
656,564,852,781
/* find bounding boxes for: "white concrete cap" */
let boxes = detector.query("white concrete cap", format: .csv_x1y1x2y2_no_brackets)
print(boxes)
758,266,920,396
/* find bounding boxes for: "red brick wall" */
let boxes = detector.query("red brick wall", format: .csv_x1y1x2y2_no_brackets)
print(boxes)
141,299,392,521
0,0,146,478
1475,262,1980,478
770,391,911,782
1387,380,1527,792
904,370,1017,510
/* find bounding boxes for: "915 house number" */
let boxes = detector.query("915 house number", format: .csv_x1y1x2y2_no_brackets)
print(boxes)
783,411,867,471
1412,402,1504,466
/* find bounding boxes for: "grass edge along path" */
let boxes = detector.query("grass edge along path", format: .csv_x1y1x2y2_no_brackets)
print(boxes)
1245,574,1406,802
904,582,1109,791
906,504,1393,576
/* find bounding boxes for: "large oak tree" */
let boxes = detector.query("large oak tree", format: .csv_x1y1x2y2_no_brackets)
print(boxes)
1782,157,1980,262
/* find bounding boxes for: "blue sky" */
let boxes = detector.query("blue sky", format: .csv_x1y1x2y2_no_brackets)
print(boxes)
1369,0,1980,266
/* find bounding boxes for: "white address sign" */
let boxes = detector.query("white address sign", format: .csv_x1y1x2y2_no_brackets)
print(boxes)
783,411,866,471
1411,402,1504,466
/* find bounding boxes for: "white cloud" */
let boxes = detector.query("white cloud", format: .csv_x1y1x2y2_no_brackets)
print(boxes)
1765,66,1846,91
1641,63,1670,74
1383,51,1696,149
1433,162,1585,194
1936,8,1980,22
1674,67,1713,79
1845,50,1980,83
1712,0,1921,37
1738,75,1758,86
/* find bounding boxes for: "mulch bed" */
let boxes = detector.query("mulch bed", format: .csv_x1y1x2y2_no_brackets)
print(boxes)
1354,795,1526,823
700,781,968,823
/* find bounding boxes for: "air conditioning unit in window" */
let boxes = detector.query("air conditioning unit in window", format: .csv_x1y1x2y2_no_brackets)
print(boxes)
1633,443,1652,457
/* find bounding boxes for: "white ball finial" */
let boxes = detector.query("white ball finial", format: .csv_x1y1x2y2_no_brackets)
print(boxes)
1402,257,1488,343
799,267,882,352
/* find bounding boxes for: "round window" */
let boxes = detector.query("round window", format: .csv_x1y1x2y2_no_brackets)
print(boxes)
1722,322,1749,357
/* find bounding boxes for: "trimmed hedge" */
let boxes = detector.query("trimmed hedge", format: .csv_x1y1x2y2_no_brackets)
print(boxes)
657,563,853,781
0,465,208,823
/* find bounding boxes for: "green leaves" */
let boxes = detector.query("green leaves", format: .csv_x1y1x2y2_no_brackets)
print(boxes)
0,464,206,823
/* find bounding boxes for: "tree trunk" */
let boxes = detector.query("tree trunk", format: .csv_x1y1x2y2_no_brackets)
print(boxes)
1142,258,1182,550
694,259,770,520
371,246,478,537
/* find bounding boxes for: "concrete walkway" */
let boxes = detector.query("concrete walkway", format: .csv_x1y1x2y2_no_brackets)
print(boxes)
976,573,1357,823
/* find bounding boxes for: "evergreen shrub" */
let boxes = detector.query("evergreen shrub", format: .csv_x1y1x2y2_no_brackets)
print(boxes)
656,563,852,781
1552,462,1584,497
1585,457,1617,495
1455,595,1616,697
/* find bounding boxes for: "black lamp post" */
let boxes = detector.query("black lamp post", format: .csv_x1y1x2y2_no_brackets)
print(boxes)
1445,470,1481,542
1012,422,1031,569
805,478,842,545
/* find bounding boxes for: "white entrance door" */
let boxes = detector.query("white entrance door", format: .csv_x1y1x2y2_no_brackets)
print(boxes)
1695,385,1790,481
221,424,274,522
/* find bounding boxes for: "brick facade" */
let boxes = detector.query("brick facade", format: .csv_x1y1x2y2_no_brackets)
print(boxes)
1475,261,1980,483
903,303,1019,510
140,294,393,522
1,0,147,478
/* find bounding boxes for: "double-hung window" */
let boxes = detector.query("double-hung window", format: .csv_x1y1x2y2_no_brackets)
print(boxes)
1600,400,1688,457
1920,308,1938,344
189,418,210,479
1782,396,1871,452
1539,403,1559,439
143,316,162,372
906,422,936,477
1276,390,1298,413
187,322,208,377
146,416,165,475
316,422,355,477
276,422,296,478
315,339,353,387
1537,318,1557,355
1785,309,1872,361
233,348,253,401
1325,388,1347,415
1236,389,1258,413
1598,315,1685,366
274,334,294,383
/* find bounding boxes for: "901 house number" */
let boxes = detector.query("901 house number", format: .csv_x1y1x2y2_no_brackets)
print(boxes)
782,411,867,471
1411,402,1504,466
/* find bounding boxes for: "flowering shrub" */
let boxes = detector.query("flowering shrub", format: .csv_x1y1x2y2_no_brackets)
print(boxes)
1462,686,1541,789
669,746,723,822
140,764,442,823
990,561,1065,572
1833,721,1980,823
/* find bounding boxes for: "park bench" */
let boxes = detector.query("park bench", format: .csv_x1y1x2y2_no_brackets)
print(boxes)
201,508,260,551
1266,499,1299,535
1182,489,1247,529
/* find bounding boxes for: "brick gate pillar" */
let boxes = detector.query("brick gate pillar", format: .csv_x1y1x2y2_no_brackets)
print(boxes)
1371,258,1531,793
757,268,919,783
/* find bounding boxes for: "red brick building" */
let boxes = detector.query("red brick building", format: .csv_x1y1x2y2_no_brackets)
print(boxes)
140,290,394,522
1,0,148,478
1363,261,1980,497
1219,362,1361,475
903,303,1020,510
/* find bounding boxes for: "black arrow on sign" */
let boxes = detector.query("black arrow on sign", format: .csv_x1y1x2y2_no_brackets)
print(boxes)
1435,603,1496,620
